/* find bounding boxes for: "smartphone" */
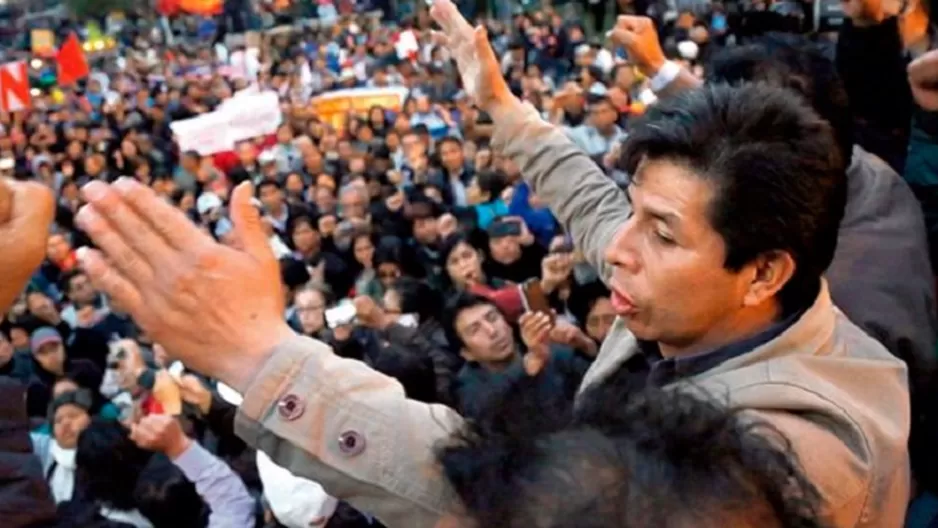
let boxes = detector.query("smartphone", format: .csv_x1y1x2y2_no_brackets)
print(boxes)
325,300,357,328
488,219,522,238
521,280,554,323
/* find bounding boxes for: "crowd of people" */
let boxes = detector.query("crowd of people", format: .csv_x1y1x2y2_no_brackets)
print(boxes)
2,0,938,526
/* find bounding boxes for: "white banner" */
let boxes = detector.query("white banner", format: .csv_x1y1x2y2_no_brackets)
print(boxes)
172,91,282,155
170,112,232,155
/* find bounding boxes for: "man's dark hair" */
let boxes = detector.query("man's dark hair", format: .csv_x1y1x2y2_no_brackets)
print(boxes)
60,269,88,297
438,373,827,528
621,83,847,314
76,419,153,511
706,33,853,165
134,454,208,528
475,170,509,202
441,291,495,351
256,179,282,195
392,276,443,325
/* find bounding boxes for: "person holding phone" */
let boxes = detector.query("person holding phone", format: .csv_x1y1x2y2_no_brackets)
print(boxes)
482,216,545,284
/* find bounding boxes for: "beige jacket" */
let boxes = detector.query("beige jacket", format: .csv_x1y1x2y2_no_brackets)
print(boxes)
235,102,911,528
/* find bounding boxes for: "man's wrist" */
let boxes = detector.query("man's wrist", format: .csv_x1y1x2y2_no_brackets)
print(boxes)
641,56,668,78
220,322,297,394
166,435,192,461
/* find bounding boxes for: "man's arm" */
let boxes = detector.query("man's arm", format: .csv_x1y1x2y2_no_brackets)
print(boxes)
235,334,461,528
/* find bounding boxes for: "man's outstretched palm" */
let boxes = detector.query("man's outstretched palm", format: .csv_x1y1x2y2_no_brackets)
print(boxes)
429,0,510,111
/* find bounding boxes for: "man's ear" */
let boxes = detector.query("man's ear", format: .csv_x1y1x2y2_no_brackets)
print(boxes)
741,250,796,308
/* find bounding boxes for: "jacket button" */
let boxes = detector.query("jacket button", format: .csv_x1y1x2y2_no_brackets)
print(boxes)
277,394,305,421
337,430,366,456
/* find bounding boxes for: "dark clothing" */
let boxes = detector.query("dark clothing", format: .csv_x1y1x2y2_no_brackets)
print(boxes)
633,309,803,388
456,345,589,419
836,17,912,174
484,243,547,285
0,378,57,527
0,352,34,384
26,358,102,418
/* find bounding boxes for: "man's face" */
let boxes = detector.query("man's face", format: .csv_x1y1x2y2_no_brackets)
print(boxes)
455,303,516,364
590,100,618,130
604,159,750,350
489,235,522,265
260,185,284,212
53,403,91,449
440,141,464,171
412,217,439,245
294,290,326,335
68,273,97,305
314,186,336,212
34,341,65,376
340,189,368,220
47,234,72,263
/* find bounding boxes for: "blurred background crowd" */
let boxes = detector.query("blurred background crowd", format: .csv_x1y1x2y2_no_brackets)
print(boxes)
1,0,937,526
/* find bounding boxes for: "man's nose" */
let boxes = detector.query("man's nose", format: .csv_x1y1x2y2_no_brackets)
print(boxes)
604,222,640,273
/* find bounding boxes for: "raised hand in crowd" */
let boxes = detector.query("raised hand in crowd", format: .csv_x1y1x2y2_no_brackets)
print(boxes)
130,413,192,460
177,374,213,415
550,319,599,358
518,311,554,376
429,0,512,115
607,16,667,76
75,178,295,393
0,178,54,313
540,252,575,294
352,295,394,330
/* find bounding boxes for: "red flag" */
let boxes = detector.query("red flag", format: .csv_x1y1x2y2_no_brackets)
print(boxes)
56,33,90,86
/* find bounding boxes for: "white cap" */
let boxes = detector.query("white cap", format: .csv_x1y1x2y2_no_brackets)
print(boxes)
258,149,277,164
677,40,699,61
196,192,223,215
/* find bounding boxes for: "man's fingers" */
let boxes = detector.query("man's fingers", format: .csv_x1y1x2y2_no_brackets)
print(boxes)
473,26,498,68
430,0,469,35
81,180,180,268
616,15,647,32
609,28,637,47
230,181,273,262
76,205,155,285
110,178,213,252
77,247,146,320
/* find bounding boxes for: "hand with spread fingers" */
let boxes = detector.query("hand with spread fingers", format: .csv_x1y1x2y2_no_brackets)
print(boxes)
0,179,55,314
428,0,512,113
75,178,296,393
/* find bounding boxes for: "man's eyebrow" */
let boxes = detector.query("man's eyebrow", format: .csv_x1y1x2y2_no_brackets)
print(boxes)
645,206,681,227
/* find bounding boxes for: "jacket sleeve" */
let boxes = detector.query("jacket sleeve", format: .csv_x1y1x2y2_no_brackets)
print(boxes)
172,441,256,528
0,378,57,527
491,101,631,285
234,334,461,528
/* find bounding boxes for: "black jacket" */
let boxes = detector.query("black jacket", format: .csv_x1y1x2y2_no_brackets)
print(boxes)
0,377,57,527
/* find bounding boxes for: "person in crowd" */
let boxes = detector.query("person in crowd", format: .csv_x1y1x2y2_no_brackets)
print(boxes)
443,292,589,417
